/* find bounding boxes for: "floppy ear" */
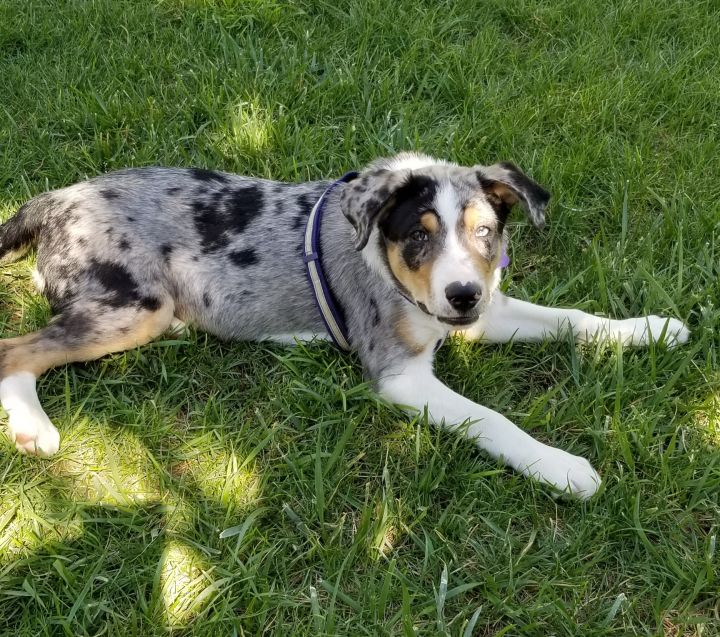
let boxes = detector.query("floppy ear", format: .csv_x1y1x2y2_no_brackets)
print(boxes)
475,162,550,228
339,169,411,250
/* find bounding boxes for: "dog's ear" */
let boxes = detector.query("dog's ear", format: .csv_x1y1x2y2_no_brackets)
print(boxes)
475,162,550,229
339,169,411,250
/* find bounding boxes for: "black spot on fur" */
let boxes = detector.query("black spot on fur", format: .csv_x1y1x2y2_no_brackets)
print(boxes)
379,176,438,242
126,216,135,222
90,259,160,311
378,176,442,272
100,189,120,200
141,296,162,311
190,168,229,184
291,193,315,229
369,297,381,327
401,240,432,272
192,198,230,252
298,193,315,215
224,186,264,232
192,255,199,262
118,238,131,251
92,260,140,308
192,185,264,253
228,248,259,267
160,244,173,260
49,311,94,341
166,186,182,196
105,227,114,236
202,292,211,307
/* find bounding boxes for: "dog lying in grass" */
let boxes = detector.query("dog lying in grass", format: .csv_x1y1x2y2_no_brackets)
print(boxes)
0,153,689,499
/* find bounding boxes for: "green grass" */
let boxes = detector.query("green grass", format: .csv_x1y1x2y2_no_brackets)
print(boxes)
1,0,719,634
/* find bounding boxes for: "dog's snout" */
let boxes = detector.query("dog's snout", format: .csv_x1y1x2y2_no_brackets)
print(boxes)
445,282,481,311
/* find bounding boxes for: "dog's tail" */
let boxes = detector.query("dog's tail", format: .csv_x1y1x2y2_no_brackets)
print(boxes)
0,193,49,264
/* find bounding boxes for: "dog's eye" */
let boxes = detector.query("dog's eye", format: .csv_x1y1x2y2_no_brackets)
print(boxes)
475,226,491,238
410,229,429,242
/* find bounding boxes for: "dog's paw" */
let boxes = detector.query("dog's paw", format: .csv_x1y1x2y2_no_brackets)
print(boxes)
520,447,601,500
593,316,690,348
6,410,60,457
639,316,690,347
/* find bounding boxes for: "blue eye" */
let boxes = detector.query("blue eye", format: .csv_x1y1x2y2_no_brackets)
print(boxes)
475,226,491,238
410,229,429,242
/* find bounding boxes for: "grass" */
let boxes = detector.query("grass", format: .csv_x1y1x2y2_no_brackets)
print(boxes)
0,0,719,634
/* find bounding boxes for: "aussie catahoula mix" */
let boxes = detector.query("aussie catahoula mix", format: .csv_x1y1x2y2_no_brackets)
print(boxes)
0,153,689,499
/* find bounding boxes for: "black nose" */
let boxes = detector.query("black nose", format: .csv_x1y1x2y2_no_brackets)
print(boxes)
445,282,481,311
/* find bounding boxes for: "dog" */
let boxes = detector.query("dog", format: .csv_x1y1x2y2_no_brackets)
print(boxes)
0,153,689,499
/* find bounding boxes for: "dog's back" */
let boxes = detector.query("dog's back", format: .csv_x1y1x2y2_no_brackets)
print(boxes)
1,168,334,340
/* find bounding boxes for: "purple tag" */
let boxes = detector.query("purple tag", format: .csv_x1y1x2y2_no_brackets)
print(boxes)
498,243,510,269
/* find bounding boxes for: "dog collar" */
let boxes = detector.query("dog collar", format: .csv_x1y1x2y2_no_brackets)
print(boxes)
303,171,360,351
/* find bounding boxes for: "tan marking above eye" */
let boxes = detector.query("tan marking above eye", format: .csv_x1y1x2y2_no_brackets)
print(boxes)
463,205,495,233
461,206,501,279
420,211,439,234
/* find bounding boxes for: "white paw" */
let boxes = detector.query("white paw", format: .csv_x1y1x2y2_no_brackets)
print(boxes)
520,446,601,500
612,316,690,348
640,316,690,347
6,409,60,457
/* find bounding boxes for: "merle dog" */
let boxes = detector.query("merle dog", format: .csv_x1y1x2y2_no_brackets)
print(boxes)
0,153,689,498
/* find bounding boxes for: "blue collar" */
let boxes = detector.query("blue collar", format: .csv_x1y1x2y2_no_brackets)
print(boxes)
303,171,359,351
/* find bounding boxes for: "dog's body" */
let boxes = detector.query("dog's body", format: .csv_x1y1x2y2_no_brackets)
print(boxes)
0,153,689,498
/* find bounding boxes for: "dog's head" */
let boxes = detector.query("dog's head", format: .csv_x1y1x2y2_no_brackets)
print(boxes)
340,153,549,326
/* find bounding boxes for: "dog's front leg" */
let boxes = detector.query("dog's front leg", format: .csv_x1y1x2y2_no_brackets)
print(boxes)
462,293,690,346
379,358,601,499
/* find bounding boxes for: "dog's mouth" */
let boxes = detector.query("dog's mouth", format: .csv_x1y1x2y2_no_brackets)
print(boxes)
436,314,480,326
399,294,481,327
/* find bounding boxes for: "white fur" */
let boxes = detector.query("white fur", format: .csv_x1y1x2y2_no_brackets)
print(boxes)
378,355,601,499
431,228,479,312
429,182,485,315
0,372,60,456
403,305,449,345
462,293,691,347
31,267,45,292
383,153,451,171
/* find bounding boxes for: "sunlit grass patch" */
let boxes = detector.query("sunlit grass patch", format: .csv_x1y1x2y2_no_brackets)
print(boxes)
172,434,262,512
51,420,162,506
692,389,720,448
216,99,274,156
155,539,218,627
0,484,82,559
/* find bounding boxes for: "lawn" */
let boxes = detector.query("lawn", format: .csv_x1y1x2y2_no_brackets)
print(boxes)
1,0,719,634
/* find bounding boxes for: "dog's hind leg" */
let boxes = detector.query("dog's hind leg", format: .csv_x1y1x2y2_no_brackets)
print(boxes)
0,300,174,456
